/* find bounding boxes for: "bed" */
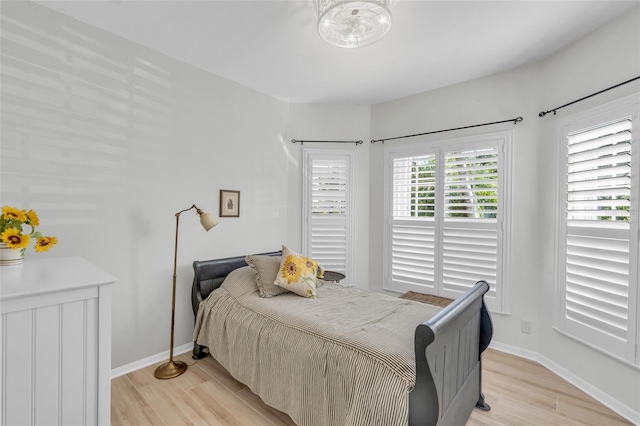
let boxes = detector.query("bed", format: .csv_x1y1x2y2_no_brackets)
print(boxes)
191,251,493,426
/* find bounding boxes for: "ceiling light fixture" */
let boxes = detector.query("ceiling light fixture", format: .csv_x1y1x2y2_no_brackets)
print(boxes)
317,0,392,48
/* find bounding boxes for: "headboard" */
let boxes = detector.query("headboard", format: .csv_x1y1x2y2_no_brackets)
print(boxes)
191,251,282,316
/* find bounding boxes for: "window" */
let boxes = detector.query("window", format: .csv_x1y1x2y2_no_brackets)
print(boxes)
303,149,354,284
384,131,512,312
555,94,640,365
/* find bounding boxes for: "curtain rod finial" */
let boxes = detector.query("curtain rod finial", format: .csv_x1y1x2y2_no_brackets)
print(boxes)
514,116,523,124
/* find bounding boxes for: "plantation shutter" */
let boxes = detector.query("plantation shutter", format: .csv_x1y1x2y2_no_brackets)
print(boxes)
303,151,352,283
566,120,631,223
560,118,634,360
389,153,437,293
442,145,501,301
384,132,510,312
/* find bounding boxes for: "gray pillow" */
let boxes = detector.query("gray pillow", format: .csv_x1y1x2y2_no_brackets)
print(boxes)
245,254,288,298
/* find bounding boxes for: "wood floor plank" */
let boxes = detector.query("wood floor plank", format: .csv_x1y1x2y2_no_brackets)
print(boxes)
189,380,276,426
235,387,297,426
556,392,633,426
195,354,247,393
483,351,596,402
111,376,165,426
125,360,165,391
485,369,558,410
138,378,225,426
169,353,216,392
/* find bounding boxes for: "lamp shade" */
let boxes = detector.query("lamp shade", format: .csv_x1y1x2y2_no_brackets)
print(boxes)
317,0,392,48
199,212,219,231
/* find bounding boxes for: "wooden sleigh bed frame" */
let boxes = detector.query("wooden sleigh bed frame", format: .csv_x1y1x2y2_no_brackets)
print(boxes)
191,251,493,426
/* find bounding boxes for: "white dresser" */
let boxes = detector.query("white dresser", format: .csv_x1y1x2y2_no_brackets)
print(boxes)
0,257,116,426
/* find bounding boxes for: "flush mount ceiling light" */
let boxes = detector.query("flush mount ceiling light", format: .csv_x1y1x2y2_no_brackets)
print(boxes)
317,0,392,48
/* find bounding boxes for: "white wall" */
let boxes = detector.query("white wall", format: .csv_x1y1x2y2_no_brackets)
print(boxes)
0,2,372,369
370,7,640,418
0,1,291,369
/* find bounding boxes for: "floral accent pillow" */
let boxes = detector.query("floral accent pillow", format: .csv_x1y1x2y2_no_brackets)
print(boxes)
273,246,319,298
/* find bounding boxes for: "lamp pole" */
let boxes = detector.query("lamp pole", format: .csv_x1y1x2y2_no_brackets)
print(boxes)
154,204,217,379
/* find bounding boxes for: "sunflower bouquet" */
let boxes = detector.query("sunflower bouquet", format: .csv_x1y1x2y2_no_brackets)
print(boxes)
0,206,58,254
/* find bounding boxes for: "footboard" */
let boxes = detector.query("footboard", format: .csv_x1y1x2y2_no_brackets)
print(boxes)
409,280,493,426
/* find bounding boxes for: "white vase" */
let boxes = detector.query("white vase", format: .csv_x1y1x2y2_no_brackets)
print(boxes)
0,242,25,266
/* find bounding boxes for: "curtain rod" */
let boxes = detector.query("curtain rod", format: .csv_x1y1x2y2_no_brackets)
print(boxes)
291,139,363,145
539,76,640,117
370,117,523,144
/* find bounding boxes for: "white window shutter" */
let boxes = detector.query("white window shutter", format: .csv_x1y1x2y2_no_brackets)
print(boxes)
388,154,437,293
303,151,353,283
442,146,501,301
384,135,509,311
565,231,629,343
566,120,631,224
558,116,636,361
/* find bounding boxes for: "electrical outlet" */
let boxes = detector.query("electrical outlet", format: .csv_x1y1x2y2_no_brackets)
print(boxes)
521,320,531,334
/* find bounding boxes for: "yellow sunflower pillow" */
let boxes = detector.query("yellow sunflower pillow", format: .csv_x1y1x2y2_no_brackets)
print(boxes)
273,246,319,298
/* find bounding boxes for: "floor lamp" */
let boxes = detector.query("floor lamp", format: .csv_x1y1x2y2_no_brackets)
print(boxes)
154,204,218,380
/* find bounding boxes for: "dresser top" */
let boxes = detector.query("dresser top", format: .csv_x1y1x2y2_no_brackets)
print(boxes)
0,256,117,301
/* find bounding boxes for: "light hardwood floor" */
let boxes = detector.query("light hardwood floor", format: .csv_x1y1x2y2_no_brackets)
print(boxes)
111,349,631,426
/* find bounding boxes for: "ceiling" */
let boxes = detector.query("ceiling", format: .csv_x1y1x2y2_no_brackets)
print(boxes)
36,0,639,105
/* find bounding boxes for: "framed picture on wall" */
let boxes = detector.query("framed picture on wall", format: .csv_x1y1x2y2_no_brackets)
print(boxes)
220,190,240,217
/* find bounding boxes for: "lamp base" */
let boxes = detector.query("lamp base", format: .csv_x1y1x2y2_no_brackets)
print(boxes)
154,360,187,379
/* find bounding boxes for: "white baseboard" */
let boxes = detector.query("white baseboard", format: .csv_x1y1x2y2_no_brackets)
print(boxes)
111,342,193,379
489,341,640,425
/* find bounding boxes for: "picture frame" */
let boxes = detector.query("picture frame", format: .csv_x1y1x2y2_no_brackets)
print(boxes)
219,190,240,217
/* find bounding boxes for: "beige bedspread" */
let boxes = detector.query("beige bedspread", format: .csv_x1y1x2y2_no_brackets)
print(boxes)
193,266,442,426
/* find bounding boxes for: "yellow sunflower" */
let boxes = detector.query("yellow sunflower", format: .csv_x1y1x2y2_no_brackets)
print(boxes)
2,206,27,222
34,236,58,253
281,255,302,284
1,228,30,249
26,209,40,226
